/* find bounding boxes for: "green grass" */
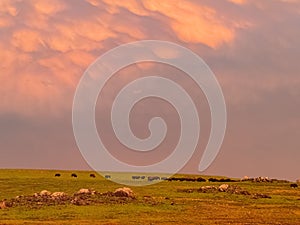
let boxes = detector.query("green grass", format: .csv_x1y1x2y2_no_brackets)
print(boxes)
0,169,299,224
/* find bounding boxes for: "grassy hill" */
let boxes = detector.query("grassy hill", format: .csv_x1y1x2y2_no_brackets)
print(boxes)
0,169,299,225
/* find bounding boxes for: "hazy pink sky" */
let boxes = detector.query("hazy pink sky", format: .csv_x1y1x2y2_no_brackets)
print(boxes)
0,0,299,180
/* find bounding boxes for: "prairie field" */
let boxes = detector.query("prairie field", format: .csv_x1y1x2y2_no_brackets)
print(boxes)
0,169,299,225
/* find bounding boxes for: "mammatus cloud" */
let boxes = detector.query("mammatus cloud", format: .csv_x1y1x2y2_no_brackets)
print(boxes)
102,0,236,47
228,0,247,5
144,0,237,47
228,0,300,5
1,0,299,124
0,0,244,117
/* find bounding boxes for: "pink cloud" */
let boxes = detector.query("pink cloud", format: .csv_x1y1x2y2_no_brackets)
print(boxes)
0,0,299,180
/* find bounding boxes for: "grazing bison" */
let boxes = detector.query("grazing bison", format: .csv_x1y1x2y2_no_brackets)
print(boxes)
167,177,205,182
90,174,96,178
132,176,140,179
197,177,206,182
55,173,61,177
167,177,184,181
71,173,77,178
290,183,298,188
208,178,218,182
105,175,111,179
219,178,235,182
148,176,160,181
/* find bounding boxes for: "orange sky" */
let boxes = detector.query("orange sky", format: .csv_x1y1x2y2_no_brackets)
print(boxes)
0,0,300,180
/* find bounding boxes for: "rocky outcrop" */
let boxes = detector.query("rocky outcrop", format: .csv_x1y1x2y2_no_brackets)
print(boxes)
113,187,134,198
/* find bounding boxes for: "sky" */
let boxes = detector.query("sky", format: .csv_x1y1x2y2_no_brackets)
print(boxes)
0,0,300,180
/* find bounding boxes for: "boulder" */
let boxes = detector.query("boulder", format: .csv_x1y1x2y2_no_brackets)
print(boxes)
241,176,249,181
0,201,6,209
198,186,218,193
201,185,216,190
51,192,66,199
252,193,271,199
40,190,51,196
76,189,95,195
77,189,91,194
113,187,134,198
218,184,229,192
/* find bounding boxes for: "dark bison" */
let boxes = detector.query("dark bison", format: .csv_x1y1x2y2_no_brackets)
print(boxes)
290,183,298,188
71,173,77,178
197,177,206,182
132,176,140,179
90,173,96,178
208,177,235,182
219,178,235,182
167,177,206,182
167,177,184,181
208,178,218,182
105,175,111,179
54,173,61,177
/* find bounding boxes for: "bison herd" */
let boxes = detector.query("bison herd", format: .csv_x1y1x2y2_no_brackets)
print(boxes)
54,173,97,178
166,177,236,182
52,173,299,188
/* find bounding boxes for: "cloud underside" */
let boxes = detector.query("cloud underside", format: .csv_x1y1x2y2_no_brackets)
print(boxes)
0,0,244,117
0,0,299,117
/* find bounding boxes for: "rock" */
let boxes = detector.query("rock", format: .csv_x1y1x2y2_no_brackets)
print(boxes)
200,186,217,190
76,189,96,195
71,197,88,206
198,186,218,193
252,193,271,199
219,184,229,192
254,177,270,182
51,192,66,199
0,201,6,209
40,190,51,196
77,189,91,194
113,187,134,198
241,176,249,181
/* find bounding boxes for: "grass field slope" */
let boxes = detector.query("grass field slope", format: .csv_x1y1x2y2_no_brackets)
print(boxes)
0,169,299,225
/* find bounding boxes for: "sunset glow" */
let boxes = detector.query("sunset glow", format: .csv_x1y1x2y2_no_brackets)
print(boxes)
0,0,299,180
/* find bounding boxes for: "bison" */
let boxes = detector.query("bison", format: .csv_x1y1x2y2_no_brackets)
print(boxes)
90,174,96,178
208,178,218,182
148,176,160,181
290,183,298,188
197,177,206,182
71,173,77,178
55,173,61,177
